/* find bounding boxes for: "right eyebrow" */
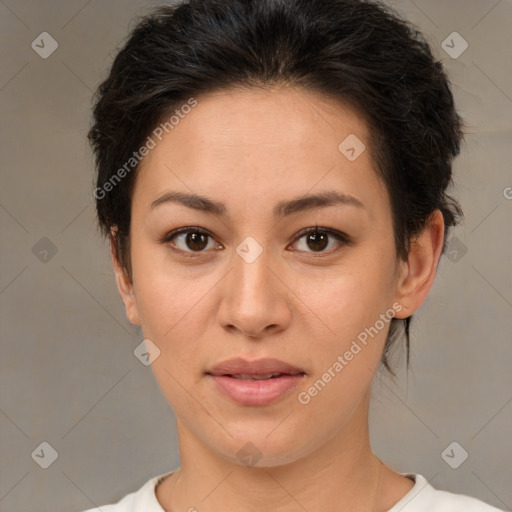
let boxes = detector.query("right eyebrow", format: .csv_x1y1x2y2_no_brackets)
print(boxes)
150,191,227,216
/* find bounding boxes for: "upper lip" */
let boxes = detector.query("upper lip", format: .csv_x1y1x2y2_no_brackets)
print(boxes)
206,357,306,376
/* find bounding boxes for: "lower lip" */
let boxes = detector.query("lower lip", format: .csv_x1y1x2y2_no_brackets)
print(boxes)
208,374,305,406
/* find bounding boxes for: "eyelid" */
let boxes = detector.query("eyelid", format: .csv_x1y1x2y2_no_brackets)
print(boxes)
159,226,215,243
292,225,351,243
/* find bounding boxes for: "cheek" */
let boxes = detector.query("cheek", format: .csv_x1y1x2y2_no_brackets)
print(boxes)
130,237,212,333
296,250,396,339
294,250,397,393
131,256,217,409
129,243,223,389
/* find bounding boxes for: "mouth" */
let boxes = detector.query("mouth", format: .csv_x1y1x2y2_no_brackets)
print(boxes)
218,372,303,380
206,358,306,406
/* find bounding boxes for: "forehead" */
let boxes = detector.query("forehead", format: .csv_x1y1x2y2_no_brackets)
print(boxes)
159,85,369,156
134,86,388,221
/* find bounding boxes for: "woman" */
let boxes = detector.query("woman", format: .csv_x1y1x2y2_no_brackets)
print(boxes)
84,0,504,510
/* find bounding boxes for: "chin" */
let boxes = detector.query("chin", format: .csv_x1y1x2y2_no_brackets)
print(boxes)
204,422,316,469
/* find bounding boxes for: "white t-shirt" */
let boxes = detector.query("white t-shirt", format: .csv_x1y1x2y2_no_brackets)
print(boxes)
81,471,505,511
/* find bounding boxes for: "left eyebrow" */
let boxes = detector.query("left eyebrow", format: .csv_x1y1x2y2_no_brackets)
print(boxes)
149,190,365,217
273,190,365,218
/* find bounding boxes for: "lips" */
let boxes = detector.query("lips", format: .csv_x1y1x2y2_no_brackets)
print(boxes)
206,357,306,406
206,357,305,378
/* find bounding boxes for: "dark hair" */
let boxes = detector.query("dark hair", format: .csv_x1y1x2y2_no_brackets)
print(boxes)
88,0,465,373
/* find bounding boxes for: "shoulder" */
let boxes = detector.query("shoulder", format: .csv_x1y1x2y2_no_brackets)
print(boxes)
389,473,505,512
79,471,172,512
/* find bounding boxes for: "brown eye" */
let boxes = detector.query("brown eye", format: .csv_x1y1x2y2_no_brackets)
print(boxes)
291,227,351,254
184,232,209,251
162,227,221,253
305,232,329,252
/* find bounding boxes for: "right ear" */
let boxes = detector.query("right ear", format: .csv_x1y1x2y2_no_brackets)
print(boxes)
109,229,141,326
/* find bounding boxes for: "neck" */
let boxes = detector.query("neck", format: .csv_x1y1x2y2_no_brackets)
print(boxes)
156,394,409,512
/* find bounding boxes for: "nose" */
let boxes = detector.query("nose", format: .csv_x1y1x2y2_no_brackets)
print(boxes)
217,243,292,339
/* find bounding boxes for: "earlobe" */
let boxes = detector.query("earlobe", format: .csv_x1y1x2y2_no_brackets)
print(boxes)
393,210,445,319
110,233,141,326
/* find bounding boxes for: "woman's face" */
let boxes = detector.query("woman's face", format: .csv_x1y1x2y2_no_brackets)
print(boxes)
115,86,421,466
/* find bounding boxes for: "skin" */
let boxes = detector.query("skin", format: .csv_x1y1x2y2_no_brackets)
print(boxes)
112,85,444,511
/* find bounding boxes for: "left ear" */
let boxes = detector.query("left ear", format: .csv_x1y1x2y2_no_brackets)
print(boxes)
392,209,445,319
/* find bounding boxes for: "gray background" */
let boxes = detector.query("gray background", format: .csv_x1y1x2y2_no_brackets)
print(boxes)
1,0,511,510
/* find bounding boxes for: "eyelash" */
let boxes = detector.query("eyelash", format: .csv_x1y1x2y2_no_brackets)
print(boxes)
159,225,352,257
